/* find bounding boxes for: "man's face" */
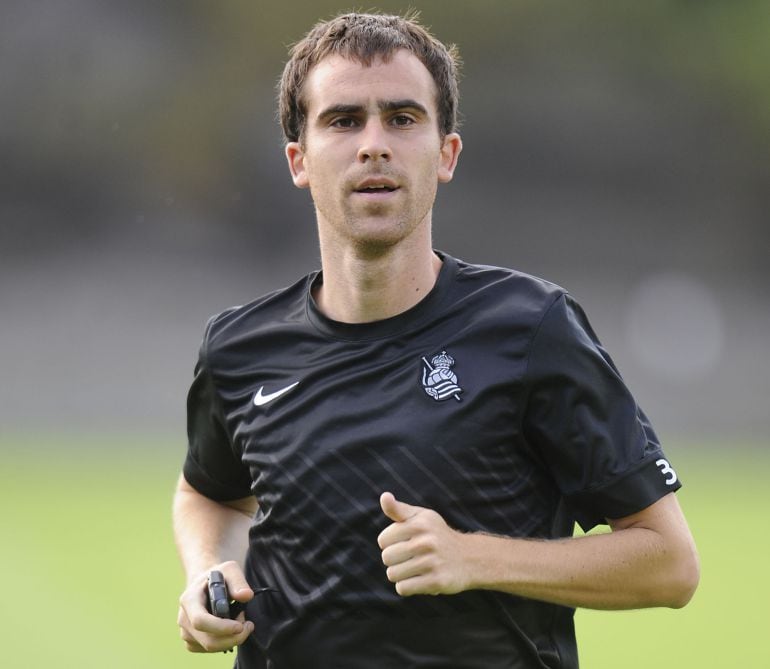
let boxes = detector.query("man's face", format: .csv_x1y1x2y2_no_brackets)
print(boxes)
285,50,462,252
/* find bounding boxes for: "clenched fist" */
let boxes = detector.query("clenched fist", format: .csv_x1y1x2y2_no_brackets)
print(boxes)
377,492,476,597
177,560,255,653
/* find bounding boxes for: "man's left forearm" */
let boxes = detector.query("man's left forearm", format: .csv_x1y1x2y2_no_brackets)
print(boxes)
463,499,698,609
379,492,700,610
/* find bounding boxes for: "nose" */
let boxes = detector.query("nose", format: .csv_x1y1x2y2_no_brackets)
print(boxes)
356,119,391,163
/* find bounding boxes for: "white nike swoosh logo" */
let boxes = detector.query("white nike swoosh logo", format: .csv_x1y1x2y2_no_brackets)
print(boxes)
253,381,300,407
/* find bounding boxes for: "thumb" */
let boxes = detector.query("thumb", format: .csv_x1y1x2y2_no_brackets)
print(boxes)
380,491,422,523
220,563,254,602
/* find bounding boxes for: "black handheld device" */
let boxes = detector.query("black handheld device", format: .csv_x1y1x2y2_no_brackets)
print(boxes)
207,570,250,620
205,572,272,654
207,570,232,618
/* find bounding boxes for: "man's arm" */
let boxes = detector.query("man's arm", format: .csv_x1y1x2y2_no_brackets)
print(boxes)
378,491,699,610
173,473,258,652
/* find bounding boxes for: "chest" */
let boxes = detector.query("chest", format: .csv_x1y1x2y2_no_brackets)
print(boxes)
217,325,546,533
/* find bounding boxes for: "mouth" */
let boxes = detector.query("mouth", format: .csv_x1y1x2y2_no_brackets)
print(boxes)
355,185,398,194
353,178,400,197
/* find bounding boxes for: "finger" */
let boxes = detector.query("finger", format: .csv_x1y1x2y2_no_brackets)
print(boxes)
187,603,246,636
381,540,416,567
385,554,431,584
395,575,432,597
233,619,255,647
178,607,208,653
377,520,415,550
180,627,207,652
211,619,254,652
183,611,254,653
183,635,207,653
380,492,422,523
218,561,255,602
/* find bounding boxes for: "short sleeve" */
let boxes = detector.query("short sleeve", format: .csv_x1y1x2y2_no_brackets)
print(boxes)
523,293,681,531
183,318,253,501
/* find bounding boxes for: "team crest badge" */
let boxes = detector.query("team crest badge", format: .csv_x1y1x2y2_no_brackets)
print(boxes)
421,350,462,402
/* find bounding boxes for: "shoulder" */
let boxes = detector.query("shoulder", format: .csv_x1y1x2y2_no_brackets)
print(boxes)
201,271,317,357
447,254,567,320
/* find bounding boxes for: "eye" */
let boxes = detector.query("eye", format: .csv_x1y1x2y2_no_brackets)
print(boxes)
391,114,415,127
330,116,357,129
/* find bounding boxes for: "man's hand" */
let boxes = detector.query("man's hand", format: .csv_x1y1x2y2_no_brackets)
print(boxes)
377,492,473,597
177,560,255,653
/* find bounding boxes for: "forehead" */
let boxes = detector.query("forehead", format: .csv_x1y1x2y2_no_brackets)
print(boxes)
302,50,439,116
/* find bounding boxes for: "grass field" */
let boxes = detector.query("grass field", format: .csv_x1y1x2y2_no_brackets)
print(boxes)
1,433,767,668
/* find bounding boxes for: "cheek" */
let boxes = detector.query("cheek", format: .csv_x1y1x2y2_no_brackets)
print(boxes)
304,159,340,202
411,150,442,191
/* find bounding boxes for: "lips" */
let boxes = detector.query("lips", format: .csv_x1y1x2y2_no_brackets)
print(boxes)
353,177,399,194
357,185,396,193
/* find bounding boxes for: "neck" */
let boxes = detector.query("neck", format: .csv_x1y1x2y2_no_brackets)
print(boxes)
315,238,442,324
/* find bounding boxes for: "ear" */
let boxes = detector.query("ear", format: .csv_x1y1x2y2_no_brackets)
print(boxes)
437,132,462,183
285,142,309,189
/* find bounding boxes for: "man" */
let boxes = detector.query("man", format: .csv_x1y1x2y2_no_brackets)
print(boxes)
174,12,699,668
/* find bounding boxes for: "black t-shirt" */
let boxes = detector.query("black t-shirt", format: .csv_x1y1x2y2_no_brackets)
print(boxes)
183,253,681,669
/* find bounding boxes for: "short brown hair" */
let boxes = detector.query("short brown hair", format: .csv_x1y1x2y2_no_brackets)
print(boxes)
278,11,461,144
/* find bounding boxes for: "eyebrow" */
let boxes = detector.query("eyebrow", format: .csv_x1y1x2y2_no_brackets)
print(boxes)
316,99,429,122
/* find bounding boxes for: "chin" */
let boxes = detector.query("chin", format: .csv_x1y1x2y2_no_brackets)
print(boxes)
346,218,417,248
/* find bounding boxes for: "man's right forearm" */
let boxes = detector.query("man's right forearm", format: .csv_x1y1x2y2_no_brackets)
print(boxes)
172,473,256,582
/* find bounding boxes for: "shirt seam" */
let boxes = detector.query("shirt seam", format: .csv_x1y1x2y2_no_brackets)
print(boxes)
200,312,244,468
517,291,568,438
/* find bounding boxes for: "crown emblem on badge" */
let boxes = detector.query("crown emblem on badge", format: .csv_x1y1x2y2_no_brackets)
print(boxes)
421,350,462,402
431,351,454,369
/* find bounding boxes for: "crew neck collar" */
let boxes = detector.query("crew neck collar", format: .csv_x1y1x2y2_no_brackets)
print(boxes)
305,251,457,342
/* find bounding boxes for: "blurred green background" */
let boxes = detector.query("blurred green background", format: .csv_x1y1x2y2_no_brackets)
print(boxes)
2,1,769,667
2,436,767,667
